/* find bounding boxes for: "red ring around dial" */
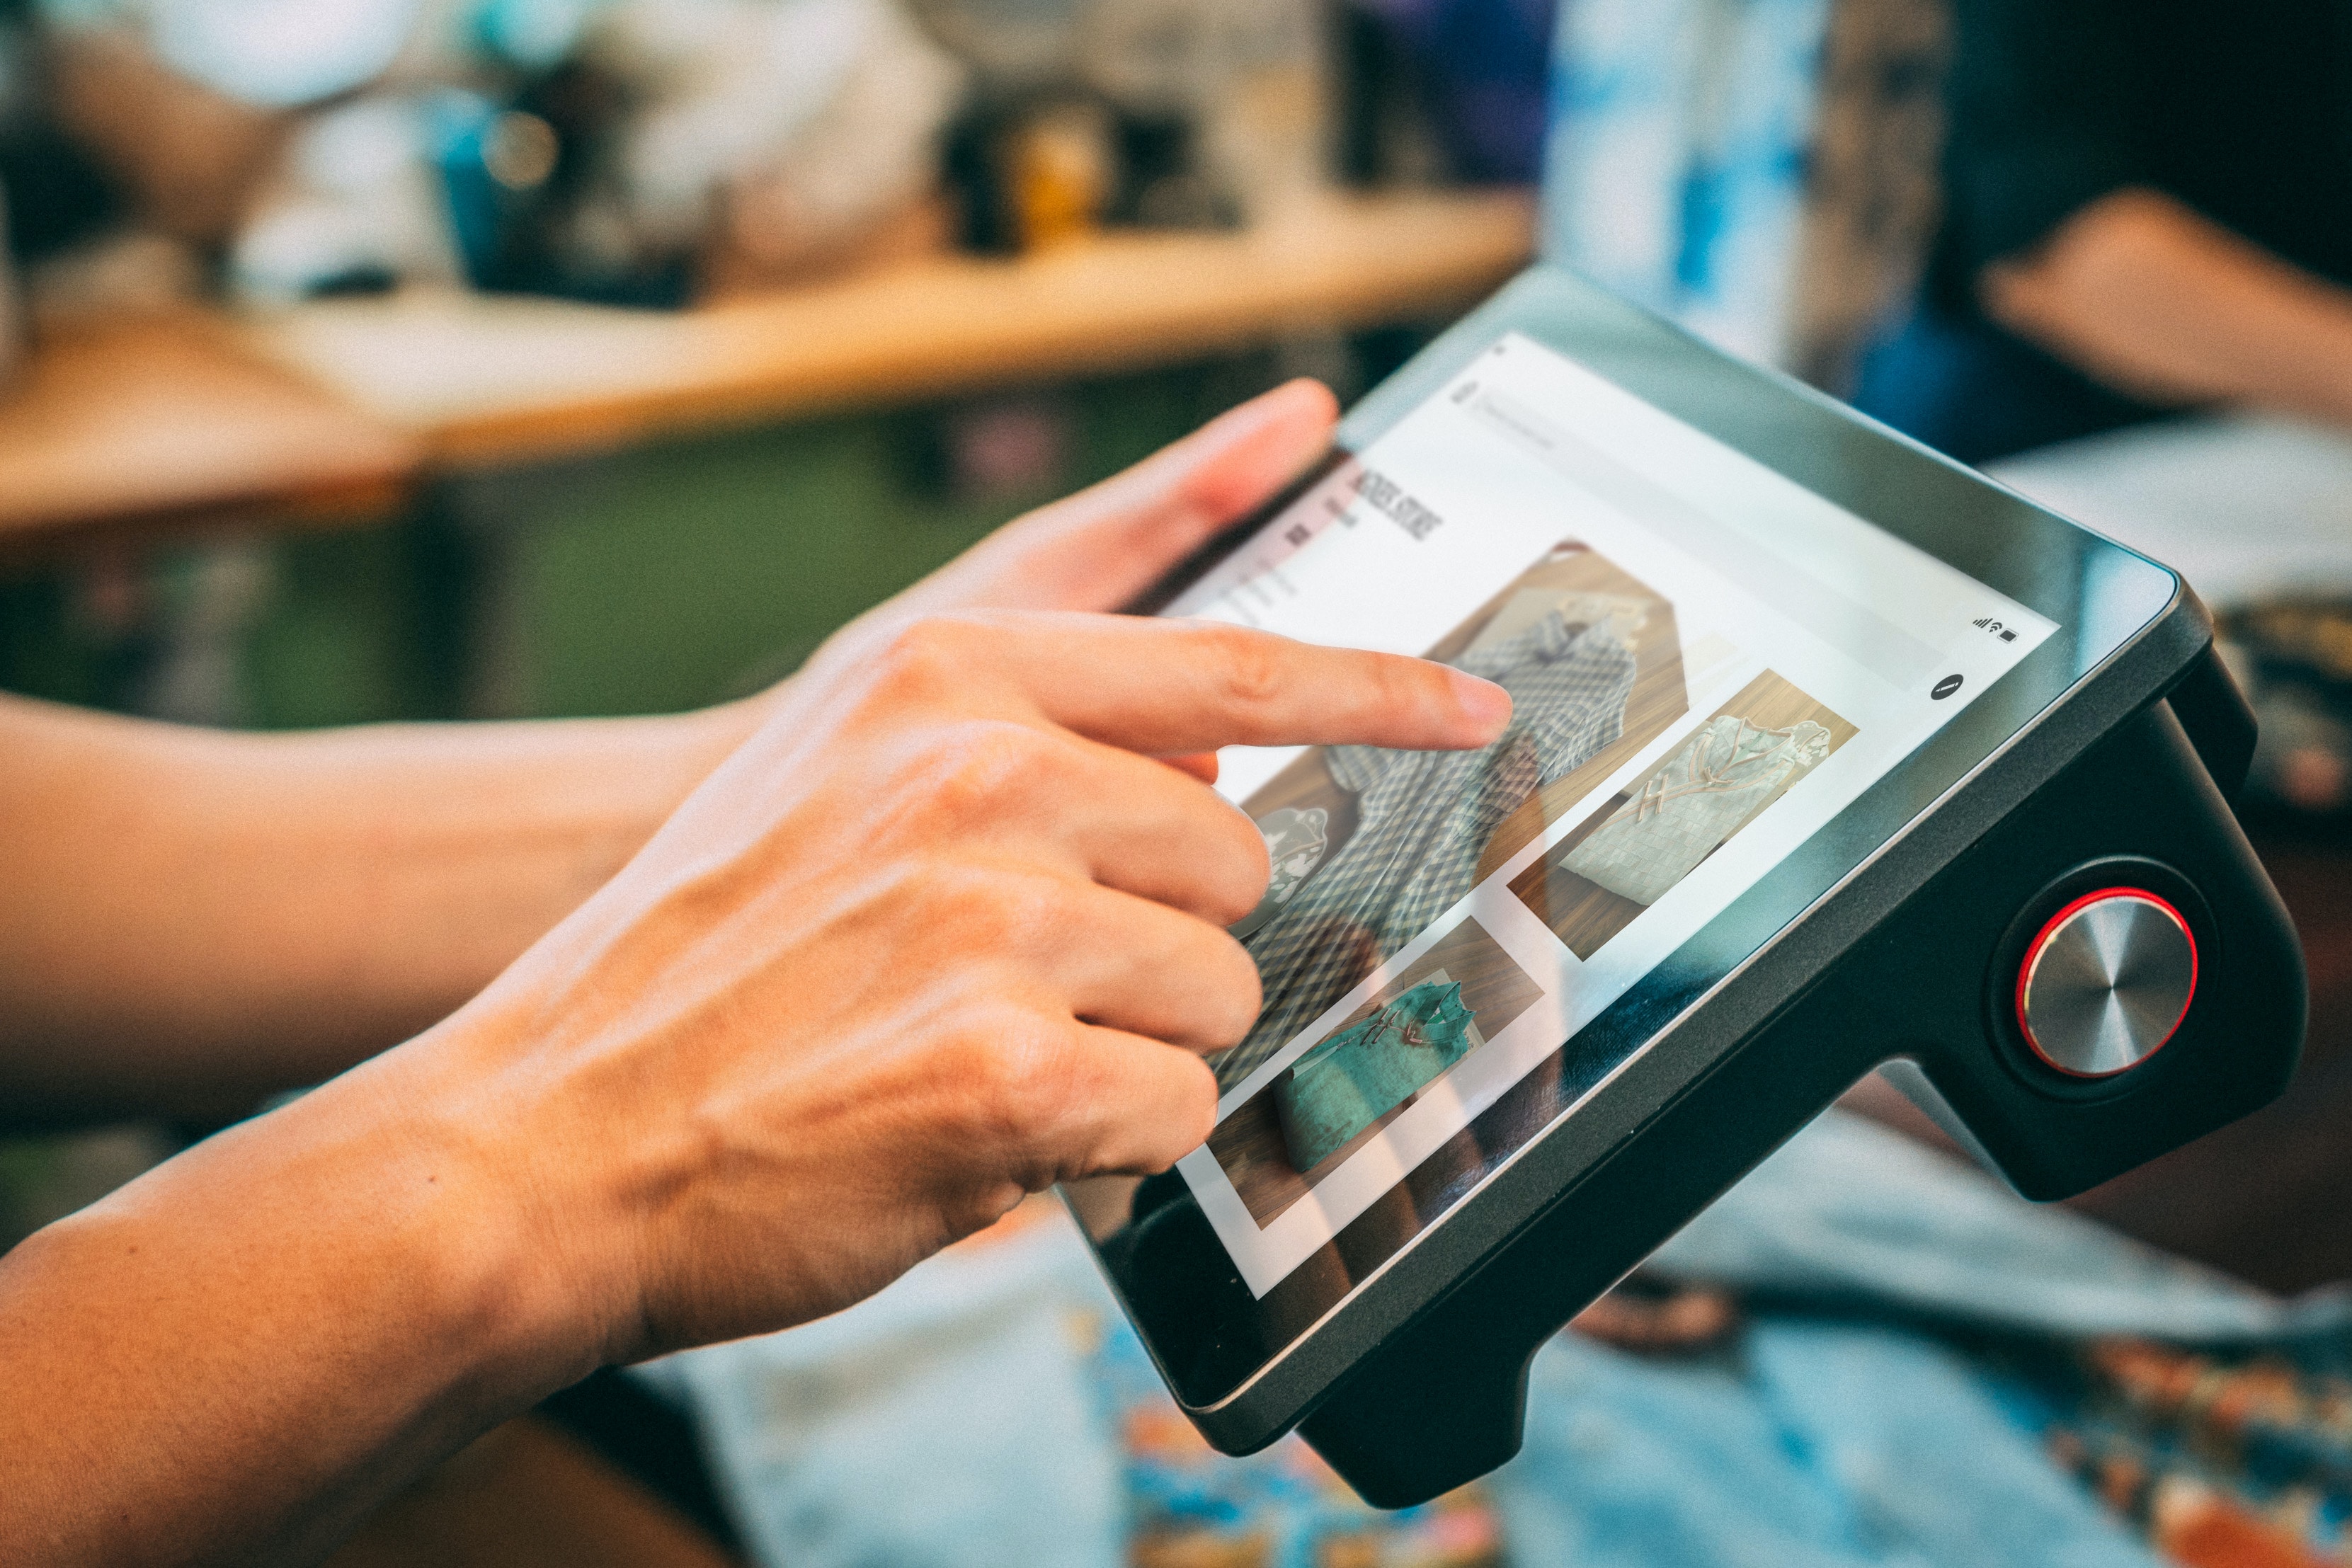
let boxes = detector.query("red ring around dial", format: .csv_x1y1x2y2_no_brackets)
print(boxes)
2014,886,2198,1077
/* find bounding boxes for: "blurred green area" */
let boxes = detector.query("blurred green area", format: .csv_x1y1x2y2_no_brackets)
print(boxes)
0,358,1298,726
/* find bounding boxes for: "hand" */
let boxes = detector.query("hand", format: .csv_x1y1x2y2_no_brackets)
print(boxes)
390,610,1509,1364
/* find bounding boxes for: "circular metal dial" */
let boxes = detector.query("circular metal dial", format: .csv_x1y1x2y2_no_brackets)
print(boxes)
2016,889,2198,1079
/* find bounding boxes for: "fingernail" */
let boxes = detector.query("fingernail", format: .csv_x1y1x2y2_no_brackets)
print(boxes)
1450,672,1513,731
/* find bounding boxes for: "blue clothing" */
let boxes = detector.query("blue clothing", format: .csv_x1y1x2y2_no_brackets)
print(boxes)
1849,307,2176,466
647,1111,2352,1566
1495,1322,2161,1568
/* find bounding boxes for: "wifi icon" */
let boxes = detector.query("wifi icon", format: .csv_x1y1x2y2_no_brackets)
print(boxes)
1972,617,2004,633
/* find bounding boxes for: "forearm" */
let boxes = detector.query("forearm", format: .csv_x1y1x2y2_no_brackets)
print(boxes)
0,694,756,1126
1982,188,2352,426
0,1031,599,1565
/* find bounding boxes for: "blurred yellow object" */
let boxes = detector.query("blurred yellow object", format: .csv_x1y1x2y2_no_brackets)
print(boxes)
483,112,560,193
1010,101,1114,251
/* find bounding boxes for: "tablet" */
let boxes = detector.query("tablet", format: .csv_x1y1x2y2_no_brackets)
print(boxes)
1066,263,2198,1474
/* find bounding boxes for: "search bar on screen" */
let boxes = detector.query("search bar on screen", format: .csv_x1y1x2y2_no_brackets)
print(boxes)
1470,387,1944,689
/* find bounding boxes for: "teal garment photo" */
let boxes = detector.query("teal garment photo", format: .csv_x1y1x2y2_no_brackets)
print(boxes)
1274,980,1480,1172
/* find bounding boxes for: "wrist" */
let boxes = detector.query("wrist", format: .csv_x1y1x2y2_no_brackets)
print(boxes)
323,1036,620,1402
187,1041,617,1429
374,992,664,1375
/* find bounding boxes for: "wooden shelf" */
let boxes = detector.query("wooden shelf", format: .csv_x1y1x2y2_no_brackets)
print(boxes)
241,189,1536,467
0,189,1536,553
0,313,421,556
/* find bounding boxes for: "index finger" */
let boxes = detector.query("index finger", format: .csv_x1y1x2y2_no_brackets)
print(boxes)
950,612,1512,755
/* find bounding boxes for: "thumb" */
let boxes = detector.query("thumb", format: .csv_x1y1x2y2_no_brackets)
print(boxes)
901,379,1340,618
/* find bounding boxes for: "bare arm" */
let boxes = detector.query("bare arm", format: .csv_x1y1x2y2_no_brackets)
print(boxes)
1982,187,2352,427
0,698,754,1128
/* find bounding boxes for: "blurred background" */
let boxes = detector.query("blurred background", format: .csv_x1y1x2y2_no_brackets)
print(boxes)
9,0,2352,1564
0,0,1553,733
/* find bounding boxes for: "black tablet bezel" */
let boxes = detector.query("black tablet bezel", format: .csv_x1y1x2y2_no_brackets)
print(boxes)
1072,263,2185,1441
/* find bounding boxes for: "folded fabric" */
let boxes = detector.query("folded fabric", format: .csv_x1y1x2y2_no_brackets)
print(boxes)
1562,714,1831,905
1593,1108,2352,1568
1274,978,1480,1170
1490,1319,2164,1568
643,1217,1124,1568
1650,1109,2352,1341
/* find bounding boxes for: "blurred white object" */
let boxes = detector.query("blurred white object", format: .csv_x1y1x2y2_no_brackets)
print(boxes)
474,0,602,71
646,1213,1125,1568
42,0,423,107
230,93,465,302
908,0,1080,84
1987,414,2352,610
585,0,964,268
1543,0,1832,367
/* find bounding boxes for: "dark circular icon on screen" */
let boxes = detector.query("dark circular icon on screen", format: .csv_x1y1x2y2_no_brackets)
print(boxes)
1932,673,1965,700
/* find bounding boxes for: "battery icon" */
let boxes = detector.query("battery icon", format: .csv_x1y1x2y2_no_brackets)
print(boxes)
1999,629,2016,641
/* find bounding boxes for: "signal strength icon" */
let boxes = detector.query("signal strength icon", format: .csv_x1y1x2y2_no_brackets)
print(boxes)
1973,617,2006,633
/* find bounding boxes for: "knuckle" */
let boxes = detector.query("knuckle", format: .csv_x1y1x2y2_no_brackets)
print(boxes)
948,1015,1066,1141
943,1181,1029,1245
1369,649,1428,720
1171,1055,1219,1156
1199,811,1273,927
1119,1051,1220,1174
918,720,1059,829
971,865,1072,951
869,615,966,693
1201,936,1265,1048
1202,624,1287,717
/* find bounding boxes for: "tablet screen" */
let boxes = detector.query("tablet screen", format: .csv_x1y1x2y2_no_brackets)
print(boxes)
1165,331,2055,1295
1085,285,2175,1414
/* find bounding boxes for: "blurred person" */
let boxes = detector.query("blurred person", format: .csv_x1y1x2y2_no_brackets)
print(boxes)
0,382,1512,1566
1853,0,2352,464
